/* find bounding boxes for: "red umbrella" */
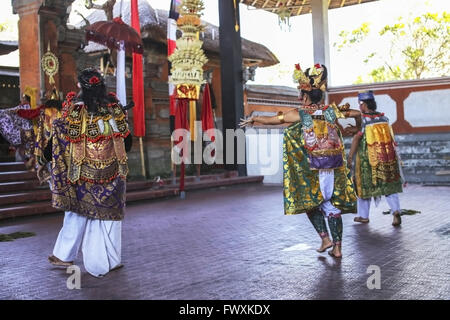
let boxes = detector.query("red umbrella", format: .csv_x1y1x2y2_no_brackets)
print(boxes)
85,17,143,54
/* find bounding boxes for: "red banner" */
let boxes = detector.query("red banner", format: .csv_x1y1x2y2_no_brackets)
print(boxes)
131,0,145,137
201,83,215,141
175,99,189,192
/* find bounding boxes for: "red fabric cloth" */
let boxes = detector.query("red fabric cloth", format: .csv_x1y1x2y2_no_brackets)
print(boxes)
169,94,176,118
201,83,215,141
17,107,42,119
131,0,145,137
175,99,189,136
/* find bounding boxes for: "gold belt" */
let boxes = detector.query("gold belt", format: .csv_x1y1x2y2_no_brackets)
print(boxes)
80,162,119,182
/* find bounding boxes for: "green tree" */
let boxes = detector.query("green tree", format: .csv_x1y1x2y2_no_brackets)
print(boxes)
334,12,450,84
0,22,9,32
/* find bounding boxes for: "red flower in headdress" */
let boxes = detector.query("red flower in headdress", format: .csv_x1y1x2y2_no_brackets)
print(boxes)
295,63,301,70
300,83,312,91
314,63,322,69
89,76,100,85
113,17,125,25
66,91,76,102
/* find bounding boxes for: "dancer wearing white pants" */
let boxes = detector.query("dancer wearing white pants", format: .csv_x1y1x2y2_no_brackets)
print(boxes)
356,193,401,221
52,211,122,277
347,90,403,226
43,68,132,277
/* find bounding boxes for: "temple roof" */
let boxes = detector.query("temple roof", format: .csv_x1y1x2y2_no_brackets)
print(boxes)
240,0,379,16
79,0,279,67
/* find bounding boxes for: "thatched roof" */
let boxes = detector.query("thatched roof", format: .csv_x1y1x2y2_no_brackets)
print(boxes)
240,0,379,16
79,1,279,67
0,41,18,56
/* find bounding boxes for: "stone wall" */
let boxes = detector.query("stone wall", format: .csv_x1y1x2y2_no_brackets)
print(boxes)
395,132,450,185
246,128,450,186
342,133,450,186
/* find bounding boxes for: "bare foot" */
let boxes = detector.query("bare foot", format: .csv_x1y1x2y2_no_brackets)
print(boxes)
354,216,370,223
317,237,333,253
328,244,342,258
392,211,402,227
48,255,73,267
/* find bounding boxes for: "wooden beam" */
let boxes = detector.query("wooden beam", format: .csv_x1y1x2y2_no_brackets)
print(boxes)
273,1,281,13
340,0,346,7
297,0,306,15
218,0,247,176
262,0,270,8
251,0,259,6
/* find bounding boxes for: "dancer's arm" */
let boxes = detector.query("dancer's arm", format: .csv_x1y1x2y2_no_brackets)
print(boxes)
240,109,301,127
343,109,362,132
338,109,361,137
347,132,362,169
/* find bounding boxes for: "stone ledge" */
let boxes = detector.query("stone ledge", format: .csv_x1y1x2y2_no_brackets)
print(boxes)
0,174,264,221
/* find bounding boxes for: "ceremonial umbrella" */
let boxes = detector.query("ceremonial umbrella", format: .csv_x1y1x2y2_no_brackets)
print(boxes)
85,17,144,55
85,15,146,175
85,16,144,106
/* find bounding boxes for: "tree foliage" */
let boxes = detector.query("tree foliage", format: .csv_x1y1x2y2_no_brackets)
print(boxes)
85,0,116,21
334,11,450,83
0,22,9,32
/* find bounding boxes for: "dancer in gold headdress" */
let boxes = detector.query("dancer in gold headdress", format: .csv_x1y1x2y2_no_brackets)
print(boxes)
241,63,360,258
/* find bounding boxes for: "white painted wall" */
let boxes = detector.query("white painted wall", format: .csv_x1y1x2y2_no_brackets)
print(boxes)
246,128,284,184
404,89,450,127
336,94,397,129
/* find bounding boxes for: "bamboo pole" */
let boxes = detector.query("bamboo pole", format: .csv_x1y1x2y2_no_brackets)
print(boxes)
171,139,176,185
139,137,145,177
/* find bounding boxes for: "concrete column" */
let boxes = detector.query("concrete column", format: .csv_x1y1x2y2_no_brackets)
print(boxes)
311,0,331,80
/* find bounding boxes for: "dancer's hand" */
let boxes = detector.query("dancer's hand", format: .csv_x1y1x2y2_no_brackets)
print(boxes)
343,124,358,136
239,117,254,128
347,157,353,170
36,165,45,185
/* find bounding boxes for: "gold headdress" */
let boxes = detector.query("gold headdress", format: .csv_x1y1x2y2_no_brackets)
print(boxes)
292,63,327,92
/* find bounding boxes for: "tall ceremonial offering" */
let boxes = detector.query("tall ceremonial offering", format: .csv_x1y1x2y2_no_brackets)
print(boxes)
168,0,208,197
169,0,208,102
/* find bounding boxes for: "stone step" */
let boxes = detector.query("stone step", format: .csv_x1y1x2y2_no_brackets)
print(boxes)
435,170,450,176
0,171,37,183
126,188,179,202
0,156,16,162
0,190,51,206
126,175,263,202
0,181,158,206
0,201,61,220
0,181,44,194
0,162,26,172
0,175,264,221
0,172,242,195
184,175,263,191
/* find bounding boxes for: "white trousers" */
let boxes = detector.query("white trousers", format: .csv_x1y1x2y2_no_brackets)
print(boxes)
319,170,341,216
53,211,122,277
357,193,401,219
